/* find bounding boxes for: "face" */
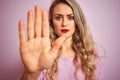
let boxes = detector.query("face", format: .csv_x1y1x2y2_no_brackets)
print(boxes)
52,3,76,38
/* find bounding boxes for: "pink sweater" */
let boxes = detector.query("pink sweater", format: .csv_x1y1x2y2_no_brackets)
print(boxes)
38,57,103,80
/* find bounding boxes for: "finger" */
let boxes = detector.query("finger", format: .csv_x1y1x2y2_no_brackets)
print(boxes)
18,20,27,45
34,5,42,37
49,36,66,57
42,11,49,38
27,10,34,40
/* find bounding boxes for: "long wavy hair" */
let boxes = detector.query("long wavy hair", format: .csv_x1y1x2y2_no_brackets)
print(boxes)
46,0,100,80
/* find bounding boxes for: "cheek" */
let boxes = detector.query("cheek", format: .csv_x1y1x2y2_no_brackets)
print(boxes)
54,27,59,32
71,23,76,32
53,21,61,31
71,27,76,34
53,25,61,35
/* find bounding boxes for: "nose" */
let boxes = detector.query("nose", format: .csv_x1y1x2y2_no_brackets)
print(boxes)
62,17,68,27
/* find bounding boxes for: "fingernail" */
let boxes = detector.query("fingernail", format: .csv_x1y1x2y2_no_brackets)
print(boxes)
19,20,23,25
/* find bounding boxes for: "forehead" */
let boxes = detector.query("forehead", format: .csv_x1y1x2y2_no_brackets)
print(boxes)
53,3,73,15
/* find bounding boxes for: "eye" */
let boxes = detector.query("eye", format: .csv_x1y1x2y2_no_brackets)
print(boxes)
55,16,62,21
68,16,74,20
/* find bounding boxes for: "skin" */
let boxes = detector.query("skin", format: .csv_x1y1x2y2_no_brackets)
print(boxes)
19,5,65,80
52,3,75,38
18,3,76,80
52,3,76,58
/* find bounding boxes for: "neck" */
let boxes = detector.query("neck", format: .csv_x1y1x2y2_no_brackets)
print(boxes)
62,37,72,50
60,36,75,58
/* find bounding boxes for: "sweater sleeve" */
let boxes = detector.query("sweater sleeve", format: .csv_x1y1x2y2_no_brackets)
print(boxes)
95,59,104,80
37,70,46,80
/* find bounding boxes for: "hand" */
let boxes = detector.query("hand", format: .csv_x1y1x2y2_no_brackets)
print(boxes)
18,5,65,73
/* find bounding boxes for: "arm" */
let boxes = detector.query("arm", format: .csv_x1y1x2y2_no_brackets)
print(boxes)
95,58,104,80
18,5,65,80
20,70,41,80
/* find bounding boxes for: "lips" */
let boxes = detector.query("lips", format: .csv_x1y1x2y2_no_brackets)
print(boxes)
61,29,69,33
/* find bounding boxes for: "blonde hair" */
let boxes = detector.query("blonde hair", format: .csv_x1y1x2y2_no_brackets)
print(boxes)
46,0,100,80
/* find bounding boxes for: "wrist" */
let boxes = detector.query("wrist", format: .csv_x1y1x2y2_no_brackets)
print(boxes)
20,70,42,80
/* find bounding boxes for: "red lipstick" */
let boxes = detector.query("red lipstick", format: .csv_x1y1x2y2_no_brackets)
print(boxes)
61,29,69,33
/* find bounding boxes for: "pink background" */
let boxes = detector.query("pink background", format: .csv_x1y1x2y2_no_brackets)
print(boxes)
0,0,120,80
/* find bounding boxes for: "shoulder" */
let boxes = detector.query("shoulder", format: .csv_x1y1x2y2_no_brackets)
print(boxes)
94,58,104,80
37,70,46,80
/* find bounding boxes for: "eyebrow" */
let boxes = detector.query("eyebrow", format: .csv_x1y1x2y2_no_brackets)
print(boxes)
55,14,74,16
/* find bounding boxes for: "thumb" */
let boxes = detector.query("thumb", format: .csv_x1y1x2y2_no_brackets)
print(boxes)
49,36,66,57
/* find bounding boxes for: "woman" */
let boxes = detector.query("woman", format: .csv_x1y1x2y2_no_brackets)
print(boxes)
18,0,103,80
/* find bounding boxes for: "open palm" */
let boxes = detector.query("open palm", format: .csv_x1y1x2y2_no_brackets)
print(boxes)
18,6,65,73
